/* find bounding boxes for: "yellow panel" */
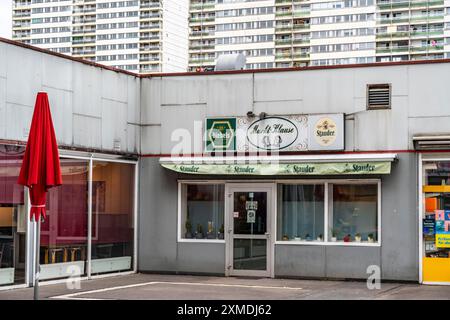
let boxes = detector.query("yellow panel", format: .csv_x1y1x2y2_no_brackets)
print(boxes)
423,257,450,283
423,185,450,193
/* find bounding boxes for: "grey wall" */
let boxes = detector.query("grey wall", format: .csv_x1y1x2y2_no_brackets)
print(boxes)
0,41,140,154
275,154,418,281
139,157,225,275
140,63,450,155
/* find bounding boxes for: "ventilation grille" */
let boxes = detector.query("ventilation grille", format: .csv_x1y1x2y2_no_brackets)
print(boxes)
367,84,391,109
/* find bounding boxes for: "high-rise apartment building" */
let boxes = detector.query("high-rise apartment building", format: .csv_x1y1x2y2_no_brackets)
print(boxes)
189,0,450,70
12,0,189,73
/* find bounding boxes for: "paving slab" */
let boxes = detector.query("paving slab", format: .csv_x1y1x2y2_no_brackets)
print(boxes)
0,273,449,300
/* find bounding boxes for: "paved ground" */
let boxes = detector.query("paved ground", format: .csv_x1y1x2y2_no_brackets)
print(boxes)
0,273,449,300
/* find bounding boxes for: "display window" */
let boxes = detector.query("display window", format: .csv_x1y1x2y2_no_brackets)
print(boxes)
277,181,380,245
421,160,450,284
0,145,27,287
179,183,225,241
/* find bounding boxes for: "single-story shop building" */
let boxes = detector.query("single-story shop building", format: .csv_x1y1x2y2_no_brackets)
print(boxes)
0,38,449,290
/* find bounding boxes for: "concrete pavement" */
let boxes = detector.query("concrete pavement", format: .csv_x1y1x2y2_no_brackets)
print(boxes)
0,273,449,300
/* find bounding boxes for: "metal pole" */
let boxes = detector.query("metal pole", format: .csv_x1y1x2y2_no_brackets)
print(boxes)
34,216,40,300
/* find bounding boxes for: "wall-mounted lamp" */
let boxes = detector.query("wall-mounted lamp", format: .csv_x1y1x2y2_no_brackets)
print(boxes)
247,111,256,118
259,112,268,119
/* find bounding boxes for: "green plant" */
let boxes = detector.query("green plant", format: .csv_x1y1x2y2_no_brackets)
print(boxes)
331,228,338,237
355,233,361,238
196,223,203,234
185,218,192,233
219,223,224,234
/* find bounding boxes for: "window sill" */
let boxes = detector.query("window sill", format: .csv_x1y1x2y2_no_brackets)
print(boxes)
178,239,226,244
275,241,381,247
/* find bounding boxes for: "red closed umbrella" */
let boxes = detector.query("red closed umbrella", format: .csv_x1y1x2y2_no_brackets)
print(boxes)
18,92,62,221
17,92,62,299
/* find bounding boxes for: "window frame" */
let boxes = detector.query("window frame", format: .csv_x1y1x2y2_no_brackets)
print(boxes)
177,181,226,244
275,179,381,247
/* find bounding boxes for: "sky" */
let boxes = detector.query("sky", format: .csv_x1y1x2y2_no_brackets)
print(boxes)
0,1,12,39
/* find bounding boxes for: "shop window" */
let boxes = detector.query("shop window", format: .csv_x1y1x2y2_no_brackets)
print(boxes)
277,184,325,242
422,161,450,283
0,145,26,286
329,183,378,243
180,184,224,240
91,161,135,275
41,159,89,280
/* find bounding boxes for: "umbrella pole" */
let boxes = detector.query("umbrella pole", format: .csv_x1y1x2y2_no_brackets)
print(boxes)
34,216,40,300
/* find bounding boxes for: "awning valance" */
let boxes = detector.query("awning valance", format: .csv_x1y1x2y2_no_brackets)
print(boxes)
159,153,397,176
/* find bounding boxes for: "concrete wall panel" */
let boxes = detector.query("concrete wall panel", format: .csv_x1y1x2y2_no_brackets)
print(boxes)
275,245,326,278
73,114,101,149
45,86,73,146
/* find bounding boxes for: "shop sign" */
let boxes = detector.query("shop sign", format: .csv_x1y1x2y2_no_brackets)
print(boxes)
204,114,344,152
161,161,392,175
205,118,236,152
246,117,299,151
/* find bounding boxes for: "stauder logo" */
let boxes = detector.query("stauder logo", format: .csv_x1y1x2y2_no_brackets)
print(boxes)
314,117,337,146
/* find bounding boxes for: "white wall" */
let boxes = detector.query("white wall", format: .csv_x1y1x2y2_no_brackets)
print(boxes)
141,61,450,155
0,41,140,154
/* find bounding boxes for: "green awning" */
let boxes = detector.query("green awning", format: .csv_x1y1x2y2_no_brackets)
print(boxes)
161,161,392,175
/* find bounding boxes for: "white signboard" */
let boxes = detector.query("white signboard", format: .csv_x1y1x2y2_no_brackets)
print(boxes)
229,114,344,152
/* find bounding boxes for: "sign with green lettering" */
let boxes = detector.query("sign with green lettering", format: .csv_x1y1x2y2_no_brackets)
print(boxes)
161,161,392,175
205,118,236,152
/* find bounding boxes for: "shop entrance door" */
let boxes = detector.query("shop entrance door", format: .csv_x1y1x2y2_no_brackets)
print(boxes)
226,184,275,278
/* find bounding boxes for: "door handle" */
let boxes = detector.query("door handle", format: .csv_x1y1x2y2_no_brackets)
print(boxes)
265,232,271,238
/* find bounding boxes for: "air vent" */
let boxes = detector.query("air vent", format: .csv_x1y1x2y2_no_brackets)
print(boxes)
367,84,391,110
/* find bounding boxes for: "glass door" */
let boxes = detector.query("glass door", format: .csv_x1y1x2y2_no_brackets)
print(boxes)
226,184,274,277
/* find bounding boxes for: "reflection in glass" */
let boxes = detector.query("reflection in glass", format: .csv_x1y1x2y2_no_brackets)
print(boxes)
330,184,378,243
91,162,135,274
41,159,89,279
233,239,267,270
278,184,324,241
181,184,224,240
0,145,26,286
233,192,267,235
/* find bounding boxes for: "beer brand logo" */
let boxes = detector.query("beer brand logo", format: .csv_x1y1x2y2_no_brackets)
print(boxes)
314,118,337,146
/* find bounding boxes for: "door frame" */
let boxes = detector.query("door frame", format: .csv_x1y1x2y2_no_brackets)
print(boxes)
225,183,276,278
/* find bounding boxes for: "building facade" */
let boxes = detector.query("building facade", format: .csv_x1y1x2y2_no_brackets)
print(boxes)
189,0,450,71
1,37,450,289
12,0,189,73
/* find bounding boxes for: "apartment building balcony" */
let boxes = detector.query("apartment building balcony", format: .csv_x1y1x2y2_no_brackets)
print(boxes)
139,56,161,63
275,52,309,61
377,0,444,10
72,38,96,46
73,7,96,15
189,30,216,39
72,49,96,57
276,10,310,18
12,10,31,18
140,13,162,20
140,65,161,73
275,23,310,34
13,1,30,8
410,14,444,22
12,22,31,29
275,38,310,47
375,44,444,53
139,35,161,43
140,23,162,31
140,45,161,53
190,1,215,12
73,28,96,35
189,16,215,25
189,43,215,51
189,58,215,65
72,17,96,25
140,1,162,10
